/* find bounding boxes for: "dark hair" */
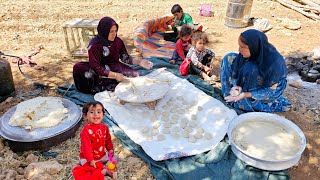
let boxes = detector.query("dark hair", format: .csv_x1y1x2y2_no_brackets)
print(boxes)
191,31,209,45
171,4,183,14
239,35,247,45
82,101,105,115
179,24,192,37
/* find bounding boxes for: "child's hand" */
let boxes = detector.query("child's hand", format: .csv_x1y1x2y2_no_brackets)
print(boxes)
90,160,97,168
203,66,210,73
108,150,114,156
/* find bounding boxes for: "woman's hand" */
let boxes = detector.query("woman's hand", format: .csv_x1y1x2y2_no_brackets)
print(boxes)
139,59,153,70
225,92,246,102
108,72,125,81
230,86,242,97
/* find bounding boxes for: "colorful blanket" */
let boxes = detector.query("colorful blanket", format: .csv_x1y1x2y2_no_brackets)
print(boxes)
133,16,175,61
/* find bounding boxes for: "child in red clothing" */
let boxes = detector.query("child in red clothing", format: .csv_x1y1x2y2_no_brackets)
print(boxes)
169,24,192,65
78,101,116,178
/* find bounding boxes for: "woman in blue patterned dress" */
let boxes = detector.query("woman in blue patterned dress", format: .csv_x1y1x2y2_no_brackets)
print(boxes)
220,29,291,112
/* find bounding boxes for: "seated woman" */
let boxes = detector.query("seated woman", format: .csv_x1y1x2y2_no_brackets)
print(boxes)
73,17,153,94
220,29,291,112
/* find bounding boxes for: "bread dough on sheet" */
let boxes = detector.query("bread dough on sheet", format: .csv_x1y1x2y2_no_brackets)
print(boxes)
204,133,213,140
180,122,187,129
177,96,183,100
147,136,153,141
170,108,177,113
162,111,169,117
182,131,189,138
151,115,157,122
185,126,193,133
188,135,197,143
197,106,203,111
9,97,68,130
152,129,159,136
152,121,161,129
157,134,166,141
161,115,169,122
181,118,188,124
154,110,161,116
172,114,179,120
189,121,197,128
195,132,203,139
163,122,171,128
191,114,197,121
171,132,180,139
163,127,170,134
170,118,178,125
196,128,204,134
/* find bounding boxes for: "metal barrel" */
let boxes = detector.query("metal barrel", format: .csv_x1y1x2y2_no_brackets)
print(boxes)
225,0,253,28
0,58,15,102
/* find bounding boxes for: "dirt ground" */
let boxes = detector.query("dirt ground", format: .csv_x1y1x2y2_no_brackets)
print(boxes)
0,0,319,179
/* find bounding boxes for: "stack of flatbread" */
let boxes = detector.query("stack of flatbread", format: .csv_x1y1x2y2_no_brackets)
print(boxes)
9,97,68,130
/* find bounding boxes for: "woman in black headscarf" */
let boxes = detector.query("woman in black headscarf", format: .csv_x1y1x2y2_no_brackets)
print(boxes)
73,17,153,94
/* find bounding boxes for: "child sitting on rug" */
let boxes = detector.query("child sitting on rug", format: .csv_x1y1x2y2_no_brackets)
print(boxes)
73,101,118,179
164,4,197,42
186,31,216,84
169,24,192,65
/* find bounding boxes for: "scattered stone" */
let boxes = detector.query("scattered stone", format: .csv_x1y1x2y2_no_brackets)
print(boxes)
3,169,18,180
17,167,24,175
281,18,301,30
11,158,22,169
25,160,63,179
0,175,5,179
15,174,24,180
26,154,39,164
126,157,141,167
289,81,303,89
0,140,4,151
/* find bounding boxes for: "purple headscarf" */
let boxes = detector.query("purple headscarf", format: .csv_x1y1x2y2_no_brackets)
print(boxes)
90,17,119,46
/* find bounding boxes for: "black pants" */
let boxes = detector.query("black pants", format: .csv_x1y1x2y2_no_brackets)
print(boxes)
163,28,178,42
188,54,213,75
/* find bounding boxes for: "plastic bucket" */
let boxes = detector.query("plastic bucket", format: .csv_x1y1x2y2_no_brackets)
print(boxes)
225,0,253,28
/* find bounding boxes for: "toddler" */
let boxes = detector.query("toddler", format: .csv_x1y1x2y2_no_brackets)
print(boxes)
186,31,216,84
170,24,192,65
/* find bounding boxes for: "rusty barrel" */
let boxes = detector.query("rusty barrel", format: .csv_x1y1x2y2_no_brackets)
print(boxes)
225,0,253,28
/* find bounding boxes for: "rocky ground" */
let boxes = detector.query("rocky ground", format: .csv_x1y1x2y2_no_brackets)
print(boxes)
0,0,319,179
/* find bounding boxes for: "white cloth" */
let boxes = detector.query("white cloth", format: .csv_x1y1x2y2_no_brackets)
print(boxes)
94,70,237,161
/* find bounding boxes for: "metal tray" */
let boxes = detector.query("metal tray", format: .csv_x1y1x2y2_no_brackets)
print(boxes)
227,112,306,171
0,98,82,152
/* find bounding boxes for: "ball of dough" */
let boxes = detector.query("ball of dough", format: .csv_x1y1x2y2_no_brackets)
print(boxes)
157,134,166,141
163,122,171,128
154,110,161,116
162,111,169,117
188,135,197,143
152,121,161,129
195,132,203,139
170,118,178,125
161,115,169,122
197,106,203,111
181,118,188,124
151,115,157,122
180,122,187,129
189,121,197,128
171,132,180,139
163,128,170,134
196,127,204,134
185,126,193,133
182,131,189,138
204,133,213,140
152,129,159,136
172,114,179,120
147,136,153,141
191,114,197,121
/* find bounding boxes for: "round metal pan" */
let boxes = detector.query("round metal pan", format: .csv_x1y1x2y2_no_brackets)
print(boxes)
227,112,306,171
0,97,82,152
